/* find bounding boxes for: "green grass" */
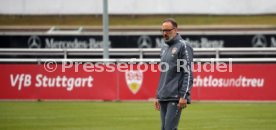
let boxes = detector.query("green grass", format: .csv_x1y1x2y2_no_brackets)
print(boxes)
1,15,276,26
0,102,276,130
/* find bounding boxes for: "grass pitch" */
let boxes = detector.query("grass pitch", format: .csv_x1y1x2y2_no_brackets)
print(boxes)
0,101,276,130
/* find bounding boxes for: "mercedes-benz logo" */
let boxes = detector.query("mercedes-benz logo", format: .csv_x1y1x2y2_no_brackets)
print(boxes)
251,34,267,47
28,35,42,48
137,35,152,48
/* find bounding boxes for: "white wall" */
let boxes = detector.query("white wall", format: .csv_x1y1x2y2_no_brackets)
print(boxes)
0,0,276,15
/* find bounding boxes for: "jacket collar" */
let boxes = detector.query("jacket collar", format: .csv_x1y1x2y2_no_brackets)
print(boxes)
165,33,182,46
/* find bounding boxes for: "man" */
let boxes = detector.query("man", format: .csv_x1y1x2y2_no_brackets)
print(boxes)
154,18,194,130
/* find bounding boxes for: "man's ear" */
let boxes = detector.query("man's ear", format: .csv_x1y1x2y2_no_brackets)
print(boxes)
173,28,178,36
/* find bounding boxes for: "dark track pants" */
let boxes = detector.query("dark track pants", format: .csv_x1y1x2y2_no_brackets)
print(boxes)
159,101,182,130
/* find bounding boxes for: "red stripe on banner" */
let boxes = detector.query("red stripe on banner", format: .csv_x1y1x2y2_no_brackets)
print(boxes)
0,64,117,100
192,64,276,100
0,63,275,101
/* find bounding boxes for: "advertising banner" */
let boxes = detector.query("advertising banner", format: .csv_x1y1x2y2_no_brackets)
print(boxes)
1,34,276,48
192,64,276,100
0,64,117,100
0,63,276,101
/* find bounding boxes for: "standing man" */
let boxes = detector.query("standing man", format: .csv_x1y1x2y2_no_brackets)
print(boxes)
154,18,193,130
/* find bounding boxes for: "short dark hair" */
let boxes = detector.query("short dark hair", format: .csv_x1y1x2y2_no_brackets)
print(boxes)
163,18,178,28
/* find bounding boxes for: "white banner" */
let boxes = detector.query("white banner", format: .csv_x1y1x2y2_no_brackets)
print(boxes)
1,0,276,15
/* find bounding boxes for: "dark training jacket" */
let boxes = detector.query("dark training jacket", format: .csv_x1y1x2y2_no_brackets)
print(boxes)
156,34,194,103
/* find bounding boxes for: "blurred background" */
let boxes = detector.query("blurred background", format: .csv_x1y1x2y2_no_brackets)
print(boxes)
0,0,276,130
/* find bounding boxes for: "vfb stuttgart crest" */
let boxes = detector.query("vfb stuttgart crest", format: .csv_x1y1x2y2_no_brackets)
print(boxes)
125,70,143,94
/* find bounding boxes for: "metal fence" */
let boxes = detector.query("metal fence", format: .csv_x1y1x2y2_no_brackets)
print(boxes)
0,48,276,63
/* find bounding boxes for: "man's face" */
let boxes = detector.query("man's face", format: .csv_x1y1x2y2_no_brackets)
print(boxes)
161,22,177,42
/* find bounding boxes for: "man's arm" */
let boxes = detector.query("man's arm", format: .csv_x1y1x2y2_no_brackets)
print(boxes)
178,42,193,109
